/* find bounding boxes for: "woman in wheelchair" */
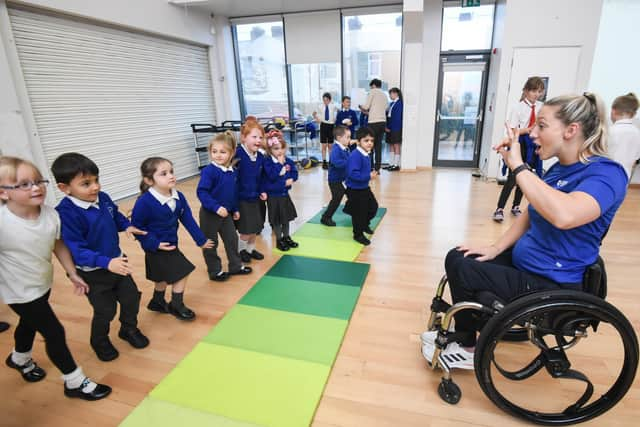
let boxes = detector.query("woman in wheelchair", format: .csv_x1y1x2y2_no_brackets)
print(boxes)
422,92,628,370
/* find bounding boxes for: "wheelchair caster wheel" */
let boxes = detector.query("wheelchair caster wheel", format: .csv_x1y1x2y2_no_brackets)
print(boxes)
438,379,461,404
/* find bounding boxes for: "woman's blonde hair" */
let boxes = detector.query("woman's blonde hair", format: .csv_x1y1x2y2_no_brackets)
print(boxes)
0,156,43,204
612,92,639,116
209,130,238,167
545,92,608,163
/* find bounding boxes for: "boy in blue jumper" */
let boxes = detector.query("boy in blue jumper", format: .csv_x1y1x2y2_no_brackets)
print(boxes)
321,125,351,226
52,153,149,362
344,127,379,245
335,96,359,136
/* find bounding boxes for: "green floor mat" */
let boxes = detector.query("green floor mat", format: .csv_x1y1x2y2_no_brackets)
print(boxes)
266,255,370,287
239,275,362,320
294,222,354,240
120,397,262,427
150,343,329,427
307,206,387,228
273,234,362,261
203,305,347,366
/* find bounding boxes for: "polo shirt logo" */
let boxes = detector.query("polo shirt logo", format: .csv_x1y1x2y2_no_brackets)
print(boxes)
556,180,569,188
107,206,114,217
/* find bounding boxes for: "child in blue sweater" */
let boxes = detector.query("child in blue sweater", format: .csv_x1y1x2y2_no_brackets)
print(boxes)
52,153,149,362
335,96,359,135
321,125,351,226
197,131,253,282
235,118,267,263
262,129,299,251
131,157,214,321
344,127,379,246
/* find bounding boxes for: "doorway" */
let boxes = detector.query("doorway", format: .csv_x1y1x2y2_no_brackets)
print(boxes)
433,53,489,168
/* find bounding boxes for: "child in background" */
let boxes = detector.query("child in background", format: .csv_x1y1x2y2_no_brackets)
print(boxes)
335,96,359,136
314,92,338,169
492,77,545,222
1,156,111,400
197,131,253,281
344,127,379,246
262,129,299,251
321,125,351,227
235,118,267,263
608,92,640,180
131,157,214,320
384,87,403,171
52,153,149,362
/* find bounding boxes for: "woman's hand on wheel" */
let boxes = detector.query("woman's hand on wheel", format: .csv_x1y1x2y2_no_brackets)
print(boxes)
457,244,500,262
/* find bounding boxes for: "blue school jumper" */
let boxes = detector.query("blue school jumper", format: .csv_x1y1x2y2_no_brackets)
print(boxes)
131,190,207,252
345,149,371,190
335,109,359,134
235,146,265,201
513,157,627,283
197,163,239,214
262,157,299,196
328,143,350,183
387,99,403,132
56,191,129,269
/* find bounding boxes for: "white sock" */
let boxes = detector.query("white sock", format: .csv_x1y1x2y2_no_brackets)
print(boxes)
396,153,401,167
63,367,97,392
11,349,32,367
247,242,256,253
238,238,247,252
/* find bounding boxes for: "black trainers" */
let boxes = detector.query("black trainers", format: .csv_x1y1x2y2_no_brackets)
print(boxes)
353,234,371,246
276,239,290,251
90,339,119,362
283,236,299,248
118,328,149,349
168,304,196,321
364,226,374,235
239,250,252,263
0,321,9,333
64,378,112,401
147,299,169,313
229,266,252,275
320,216,336,227
250,250,264,260
210,271,230,282
5,354,47,382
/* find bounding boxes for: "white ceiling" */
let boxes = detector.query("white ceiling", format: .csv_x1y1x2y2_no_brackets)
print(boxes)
169,0,401,18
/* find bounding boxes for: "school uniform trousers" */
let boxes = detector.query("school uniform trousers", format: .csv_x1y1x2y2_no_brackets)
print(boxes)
345,187,378,236
77,269,141,344
323,181,346,220
199,207,242,274
368,122,386,171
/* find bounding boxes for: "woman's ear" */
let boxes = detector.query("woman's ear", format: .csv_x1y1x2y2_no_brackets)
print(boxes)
564,122,581,140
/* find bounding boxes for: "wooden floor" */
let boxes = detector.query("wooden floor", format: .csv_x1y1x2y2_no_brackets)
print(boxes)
1,167,638,427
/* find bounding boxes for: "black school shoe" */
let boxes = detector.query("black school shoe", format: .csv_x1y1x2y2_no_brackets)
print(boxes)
147,299,169,313
5,354,47,382
276,239,290,251
90,339,119,362
239,250,252,263
64,378,112,401
283,236,299,248
250,250,264,260
168,304,196,321
229,266,252,275
320,217,336,227
364,226,375,235
118,328,149,349
210,271,230,282
353,234,371,246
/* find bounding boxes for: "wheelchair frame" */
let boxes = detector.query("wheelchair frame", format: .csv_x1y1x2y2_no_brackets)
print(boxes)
424,267,639,425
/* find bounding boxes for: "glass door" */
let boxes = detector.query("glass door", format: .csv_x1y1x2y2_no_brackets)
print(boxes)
433,54,489,167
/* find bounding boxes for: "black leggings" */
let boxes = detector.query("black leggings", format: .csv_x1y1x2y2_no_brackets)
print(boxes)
444,247,579,346
496,169,523,210
8,290,77,374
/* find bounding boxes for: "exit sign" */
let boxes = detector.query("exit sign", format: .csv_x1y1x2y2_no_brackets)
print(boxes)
462,0,481,6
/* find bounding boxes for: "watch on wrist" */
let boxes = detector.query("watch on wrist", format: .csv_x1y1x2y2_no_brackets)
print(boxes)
512,163,532,177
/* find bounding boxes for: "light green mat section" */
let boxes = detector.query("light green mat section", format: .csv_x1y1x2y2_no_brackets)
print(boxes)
307,206,387,229
120,397,261,427
203,304,347,365
294,222,354,240
239,275,362,320
273,234,362,261
150,343,329,427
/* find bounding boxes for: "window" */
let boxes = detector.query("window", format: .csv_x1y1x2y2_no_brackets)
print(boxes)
233,21,289,119
367,53,381,79
289,63,341,121
441,5,495,51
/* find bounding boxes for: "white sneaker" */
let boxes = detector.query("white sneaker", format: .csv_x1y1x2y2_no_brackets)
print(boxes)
421,341,475,371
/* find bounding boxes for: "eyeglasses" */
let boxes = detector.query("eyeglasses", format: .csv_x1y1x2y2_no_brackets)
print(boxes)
0,180,50,191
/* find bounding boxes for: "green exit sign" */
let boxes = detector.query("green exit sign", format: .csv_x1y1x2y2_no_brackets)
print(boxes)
462,0,481,6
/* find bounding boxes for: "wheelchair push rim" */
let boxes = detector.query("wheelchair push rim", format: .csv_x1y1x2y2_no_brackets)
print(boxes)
474,290,639,426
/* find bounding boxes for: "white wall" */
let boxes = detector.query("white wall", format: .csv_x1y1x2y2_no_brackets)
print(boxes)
212,15,241,121
482,0,603,178
588,0,640,183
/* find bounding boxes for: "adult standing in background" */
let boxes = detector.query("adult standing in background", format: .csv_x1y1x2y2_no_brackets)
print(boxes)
359,79,388,174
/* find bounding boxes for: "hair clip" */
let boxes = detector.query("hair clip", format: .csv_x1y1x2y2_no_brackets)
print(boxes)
267,136,280,147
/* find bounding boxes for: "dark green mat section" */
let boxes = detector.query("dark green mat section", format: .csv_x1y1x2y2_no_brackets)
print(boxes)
307,205,387,228
239,275,362,320
266,255,370,287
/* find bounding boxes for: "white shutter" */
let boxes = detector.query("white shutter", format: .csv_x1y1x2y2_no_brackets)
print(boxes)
8,8,216,200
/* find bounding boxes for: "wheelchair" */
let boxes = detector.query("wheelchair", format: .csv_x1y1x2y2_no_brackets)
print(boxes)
424,257,639,425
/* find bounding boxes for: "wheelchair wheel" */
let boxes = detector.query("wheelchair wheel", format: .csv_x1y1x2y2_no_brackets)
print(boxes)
475,290,638,425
